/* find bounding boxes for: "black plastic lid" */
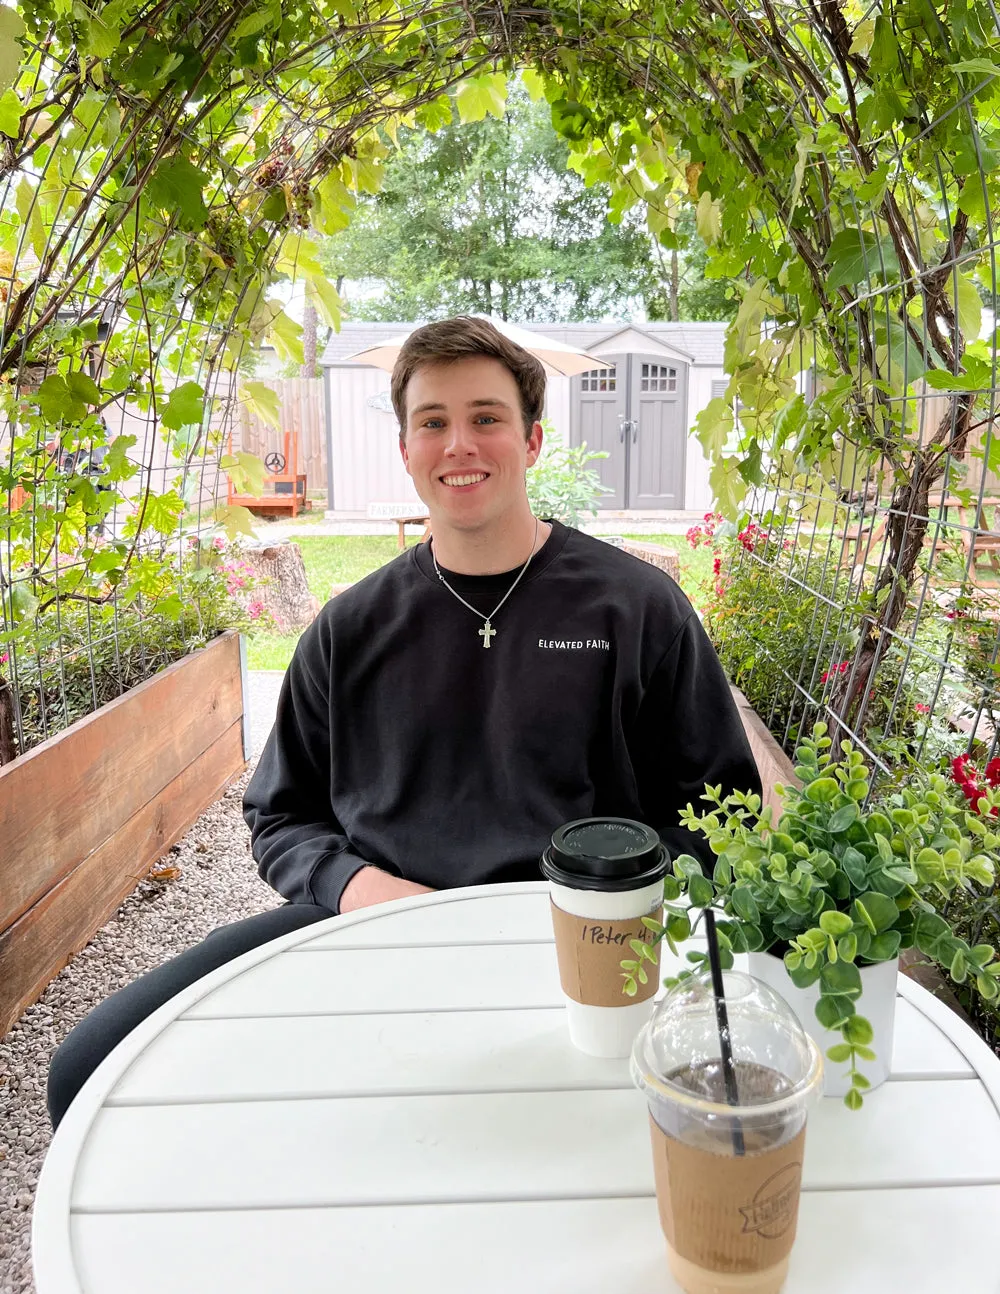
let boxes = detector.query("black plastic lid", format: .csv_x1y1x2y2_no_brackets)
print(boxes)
540,817,669,892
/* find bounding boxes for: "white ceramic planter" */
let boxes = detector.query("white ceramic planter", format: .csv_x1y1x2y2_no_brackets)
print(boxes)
748,951,899,1097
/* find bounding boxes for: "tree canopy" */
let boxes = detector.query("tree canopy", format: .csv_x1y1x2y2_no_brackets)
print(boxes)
322,82,659,323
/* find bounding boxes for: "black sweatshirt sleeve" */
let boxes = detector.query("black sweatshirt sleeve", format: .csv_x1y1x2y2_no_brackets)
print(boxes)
243,620,370,914
630,611,762,872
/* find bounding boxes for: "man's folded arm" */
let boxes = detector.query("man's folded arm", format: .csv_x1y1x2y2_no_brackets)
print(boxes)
243,626,370,914
631,611,762,872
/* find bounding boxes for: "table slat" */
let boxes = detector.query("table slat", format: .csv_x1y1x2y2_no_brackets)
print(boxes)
70,1186,1000,1294
73,1081,1000,1213
108,997,972,1104
298,891,556,947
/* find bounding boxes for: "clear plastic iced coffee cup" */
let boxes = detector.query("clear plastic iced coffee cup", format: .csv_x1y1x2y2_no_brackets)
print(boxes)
631,972,823,1294
540,817,668,1058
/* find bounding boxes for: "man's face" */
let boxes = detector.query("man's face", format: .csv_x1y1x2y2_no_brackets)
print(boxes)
399,356,543,532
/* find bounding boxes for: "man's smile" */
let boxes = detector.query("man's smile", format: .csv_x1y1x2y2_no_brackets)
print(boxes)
440,472,490,489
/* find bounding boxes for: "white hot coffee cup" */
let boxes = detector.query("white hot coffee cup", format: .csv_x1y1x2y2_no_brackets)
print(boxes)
541,817,669,1058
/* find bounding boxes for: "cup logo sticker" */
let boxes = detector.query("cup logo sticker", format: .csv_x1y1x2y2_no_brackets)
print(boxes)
738,1162,802,1239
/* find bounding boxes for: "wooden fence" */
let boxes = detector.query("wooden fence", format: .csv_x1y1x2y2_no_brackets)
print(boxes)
237,378,325,493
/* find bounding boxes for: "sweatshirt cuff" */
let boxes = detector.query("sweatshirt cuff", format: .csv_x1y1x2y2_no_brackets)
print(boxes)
307,852,372,915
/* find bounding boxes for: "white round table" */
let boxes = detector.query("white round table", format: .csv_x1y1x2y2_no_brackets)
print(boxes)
33,882,1000,1293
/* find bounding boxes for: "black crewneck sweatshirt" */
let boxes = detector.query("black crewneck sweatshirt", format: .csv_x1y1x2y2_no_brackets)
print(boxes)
243,521,761,912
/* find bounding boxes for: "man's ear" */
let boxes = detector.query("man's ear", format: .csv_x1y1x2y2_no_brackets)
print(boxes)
399,433,410,474
525,420,544,469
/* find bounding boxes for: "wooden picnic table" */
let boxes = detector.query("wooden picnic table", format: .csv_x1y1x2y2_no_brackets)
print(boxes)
32,882,1000,1293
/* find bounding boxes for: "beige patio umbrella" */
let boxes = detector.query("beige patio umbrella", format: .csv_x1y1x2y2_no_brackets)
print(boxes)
341,315,606,377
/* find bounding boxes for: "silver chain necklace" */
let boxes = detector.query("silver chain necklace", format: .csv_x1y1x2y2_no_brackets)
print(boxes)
431,517,540,649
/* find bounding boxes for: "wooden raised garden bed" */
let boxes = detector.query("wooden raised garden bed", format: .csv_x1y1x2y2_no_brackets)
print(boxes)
0,631,248,1036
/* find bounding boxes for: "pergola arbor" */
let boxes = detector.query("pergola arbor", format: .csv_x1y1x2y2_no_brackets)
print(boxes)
1,0,1000,760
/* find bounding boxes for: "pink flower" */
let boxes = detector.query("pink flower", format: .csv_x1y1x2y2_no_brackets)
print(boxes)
945,611,956,620
914,703,929,714
187,536,198,549
0,652,7,667
248,599,265,620
213,536,226,551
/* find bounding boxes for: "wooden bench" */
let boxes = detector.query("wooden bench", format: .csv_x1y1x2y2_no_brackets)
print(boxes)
367,501,431,550
227,431,310,518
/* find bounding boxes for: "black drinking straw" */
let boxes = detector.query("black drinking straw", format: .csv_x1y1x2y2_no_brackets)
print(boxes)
703,907,745,1156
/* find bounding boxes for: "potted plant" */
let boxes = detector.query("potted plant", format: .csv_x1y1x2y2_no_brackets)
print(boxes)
622,723,1000,1107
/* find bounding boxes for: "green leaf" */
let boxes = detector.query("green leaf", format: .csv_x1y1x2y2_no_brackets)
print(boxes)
805,777,840,803
242,381,281,431
0,87,20,138
147,156,210,230
688,874,714,908
730,885,759,923
267,308,304,365
9,582,38,624
842,1014,874,1045
694,396,733,456
826,1043,853,1064
844,1087,863,1111
214,502,257,538
696,191,722,245
825,227,899,290
66,371,100,405
161,381,205,431
827,803,859,833
521,69,546,102
819,910,853,937
951,58,1000,80
221,450,266,496
139,489,185,536
816,993,855,1029
868,930,901,961
233,7,275,38
456,73,507,124
0,6,25,92
853,892,899,934
841,848,869,889
946,273,983,343
821,959,863,998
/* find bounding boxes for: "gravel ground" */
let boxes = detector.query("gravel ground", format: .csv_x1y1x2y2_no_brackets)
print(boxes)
0,758,282,1294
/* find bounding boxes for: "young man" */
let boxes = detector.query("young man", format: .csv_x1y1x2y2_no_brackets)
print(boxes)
46,316,759,1129
242,315,760,911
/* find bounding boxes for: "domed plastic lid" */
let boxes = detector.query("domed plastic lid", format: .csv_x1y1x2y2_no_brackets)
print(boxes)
631,971,822,1115
540,817,668,892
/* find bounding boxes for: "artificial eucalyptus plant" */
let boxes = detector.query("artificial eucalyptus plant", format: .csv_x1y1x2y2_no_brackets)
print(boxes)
621,724,1000,1107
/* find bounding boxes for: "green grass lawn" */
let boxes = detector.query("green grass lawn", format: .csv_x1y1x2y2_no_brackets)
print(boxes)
245,531,711,671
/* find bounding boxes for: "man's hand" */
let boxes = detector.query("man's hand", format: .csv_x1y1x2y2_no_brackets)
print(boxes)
339,866,434,914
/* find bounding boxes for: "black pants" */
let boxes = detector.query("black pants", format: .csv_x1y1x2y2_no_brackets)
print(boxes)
47,902,333,1130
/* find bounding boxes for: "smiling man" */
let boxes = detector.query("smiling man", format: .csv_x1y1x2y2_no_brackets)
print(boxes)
46,316,760,1130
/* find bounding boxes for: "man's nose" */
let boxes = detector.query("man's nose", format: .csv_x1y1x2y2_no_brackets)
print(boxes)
443,422,478,455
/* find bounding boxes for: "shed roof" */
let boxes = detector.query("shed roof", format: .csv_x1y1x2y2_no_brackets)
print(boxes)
321,320,727,368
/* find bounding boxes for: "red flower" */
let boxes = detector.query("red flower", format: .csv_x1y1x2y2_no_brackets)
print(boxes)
713,555,722,575
914,703,929,714
821,660,850,684
986,758,1000,788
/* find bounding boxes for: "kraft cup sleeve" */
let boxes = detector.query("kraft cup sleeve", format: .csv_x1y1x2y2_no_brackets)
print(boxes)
549,900,662,1008
648,1114,806,1274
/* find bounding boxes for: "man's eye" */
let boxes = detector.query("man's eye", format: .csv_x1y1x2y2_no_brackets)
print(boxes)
422,419,444,429
475,415,498,425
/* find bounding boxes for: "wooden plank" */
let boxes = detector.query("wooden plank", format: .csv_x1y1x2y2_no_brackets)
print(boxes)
70,1078,1000,1213
0,721,245,1036
0,632,242,932
67,1187,1000,1294
731,684,799,820
105,996,972,1105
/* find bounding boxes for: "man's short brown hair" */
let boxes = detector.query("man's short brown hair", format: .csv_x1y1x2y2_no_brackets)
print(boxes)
391,316,546,440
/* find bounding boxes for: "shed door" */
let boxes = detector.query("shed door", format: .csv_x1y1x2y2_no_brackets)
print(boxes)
570,356,626,509
628,356,687,509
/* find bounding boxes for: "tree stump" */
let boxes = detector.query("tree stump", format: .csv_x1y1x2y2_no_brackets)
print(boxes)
242,542,320,634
